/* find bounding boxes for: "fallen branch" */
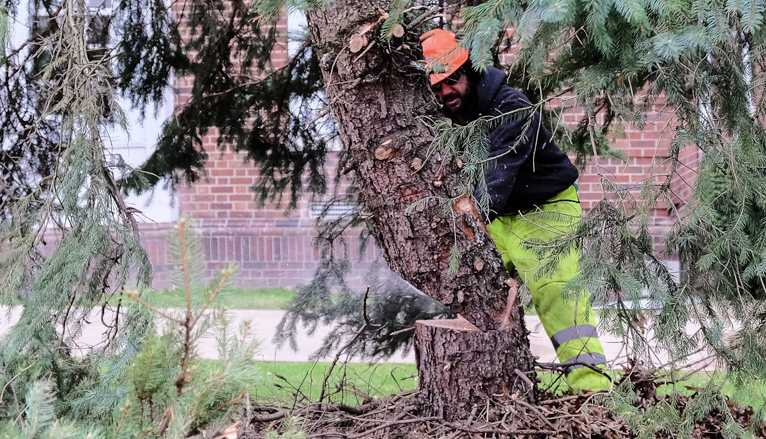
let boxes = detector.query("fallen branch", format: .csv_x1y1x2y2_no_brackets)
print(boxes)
514,399,556,430
313,401,380,416
318,287,371,402
446,422,556,436
344,416,440,438
540,393,594,405
514,368,535,393
251,410,287,422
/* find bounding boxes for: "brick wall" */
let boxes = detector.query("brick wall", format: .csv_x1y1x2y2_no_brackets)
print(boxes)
141,151,381,290
577,97,688,250
575,96,698,251
141,12,699,290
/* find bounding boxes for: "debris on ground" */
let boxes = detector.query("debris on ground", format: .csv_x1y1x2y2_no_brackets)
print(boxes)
235,370,766,439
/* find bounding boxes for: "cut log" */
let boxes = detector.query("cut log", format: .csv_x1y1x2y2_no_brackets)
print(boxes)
349,33,368,53
392,23,405,38
415,317,538,419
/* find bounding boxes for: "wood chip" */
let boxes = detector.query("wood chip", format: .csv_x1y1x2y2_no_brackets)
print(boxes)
415,315,479,331
358,21,377,36
375,146,396,160
213,421,240,439
392,23,405,38
349,34,368,53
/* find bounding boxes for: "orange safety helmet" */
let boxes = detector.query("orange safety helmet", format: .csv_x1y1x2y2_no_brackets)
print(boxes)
420,29,470,86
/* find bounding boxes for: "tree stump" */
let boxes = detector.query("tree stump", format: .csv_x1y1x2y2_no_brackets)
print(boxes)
415,317,538,419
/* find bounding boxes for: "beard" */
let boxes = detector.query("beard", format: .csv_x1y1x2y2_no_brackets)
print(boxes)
443,94,464,112
443,85,476,124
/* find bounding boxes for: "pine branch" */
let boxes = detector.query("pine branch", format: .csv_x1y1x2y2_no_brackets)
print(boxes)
319,286,371,402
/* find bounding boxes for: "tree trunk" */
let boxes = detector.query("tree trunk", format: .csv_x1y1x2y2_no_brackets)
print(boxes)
306,1,539,414
415,317,538,418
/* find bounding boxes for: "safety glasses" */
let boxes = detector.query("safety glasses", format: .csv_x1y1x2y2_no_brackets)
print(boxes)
431,68,464,93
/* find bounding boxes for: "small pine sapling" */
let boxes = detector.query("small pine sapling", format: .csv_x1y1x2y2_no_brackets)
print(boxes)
116,216,262,438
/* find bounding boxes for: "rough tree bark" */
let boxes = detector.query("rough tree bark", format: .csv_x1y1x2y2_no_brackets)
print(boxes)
307,1,538,417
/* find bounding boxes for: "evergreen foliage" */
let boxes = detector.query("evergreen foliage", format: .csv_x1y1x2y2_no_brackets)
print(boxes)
0,0,332,213
96,217,260,438
116,0,332,210
0,0,150,425
1,2,262,421
277,259,452,361
275,194,452,361
0,217,260,437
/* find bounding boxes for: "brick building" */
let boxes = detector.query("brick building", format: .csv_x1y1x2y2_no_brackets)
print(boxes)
130,12,697,290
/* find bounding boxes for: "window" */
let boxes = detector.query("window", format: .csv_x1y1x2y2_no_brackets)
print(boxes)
309,201,361,221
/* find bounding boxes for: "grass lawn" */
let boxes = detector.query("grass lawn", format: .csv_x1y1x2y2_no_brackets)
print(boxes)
246,362,765,414
112,287,296,310
1,287,296,310
248,363,571,405
655,372,766,412
251,361,419,405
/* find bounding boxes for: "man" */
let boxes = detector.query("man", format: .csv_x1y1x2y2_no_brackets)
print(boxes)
420,29,611,392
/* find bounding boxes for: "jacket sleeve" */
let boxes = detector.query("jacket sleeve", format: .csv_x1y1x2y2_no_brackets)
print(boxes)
472,89,545,220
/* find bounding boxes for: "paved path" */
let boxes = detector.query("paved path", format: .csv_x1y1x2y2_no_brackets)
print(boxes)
0,307,716,369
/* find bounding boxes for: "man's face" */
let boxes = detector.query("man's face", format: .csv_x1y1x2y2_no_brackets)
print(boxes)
432,69,471,115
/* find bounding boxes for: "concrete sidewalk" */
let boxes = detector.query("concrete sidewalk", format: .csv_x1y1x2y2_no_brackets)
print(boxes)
0,307,716,369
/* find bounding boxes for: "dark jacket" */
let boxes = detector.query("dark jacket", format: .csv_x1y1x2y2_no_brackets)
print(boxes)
447,66,578,221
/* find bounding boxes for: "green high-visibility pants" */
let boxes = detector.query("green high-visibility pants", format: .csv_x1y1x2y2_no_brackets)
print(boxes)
486,185,611,392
